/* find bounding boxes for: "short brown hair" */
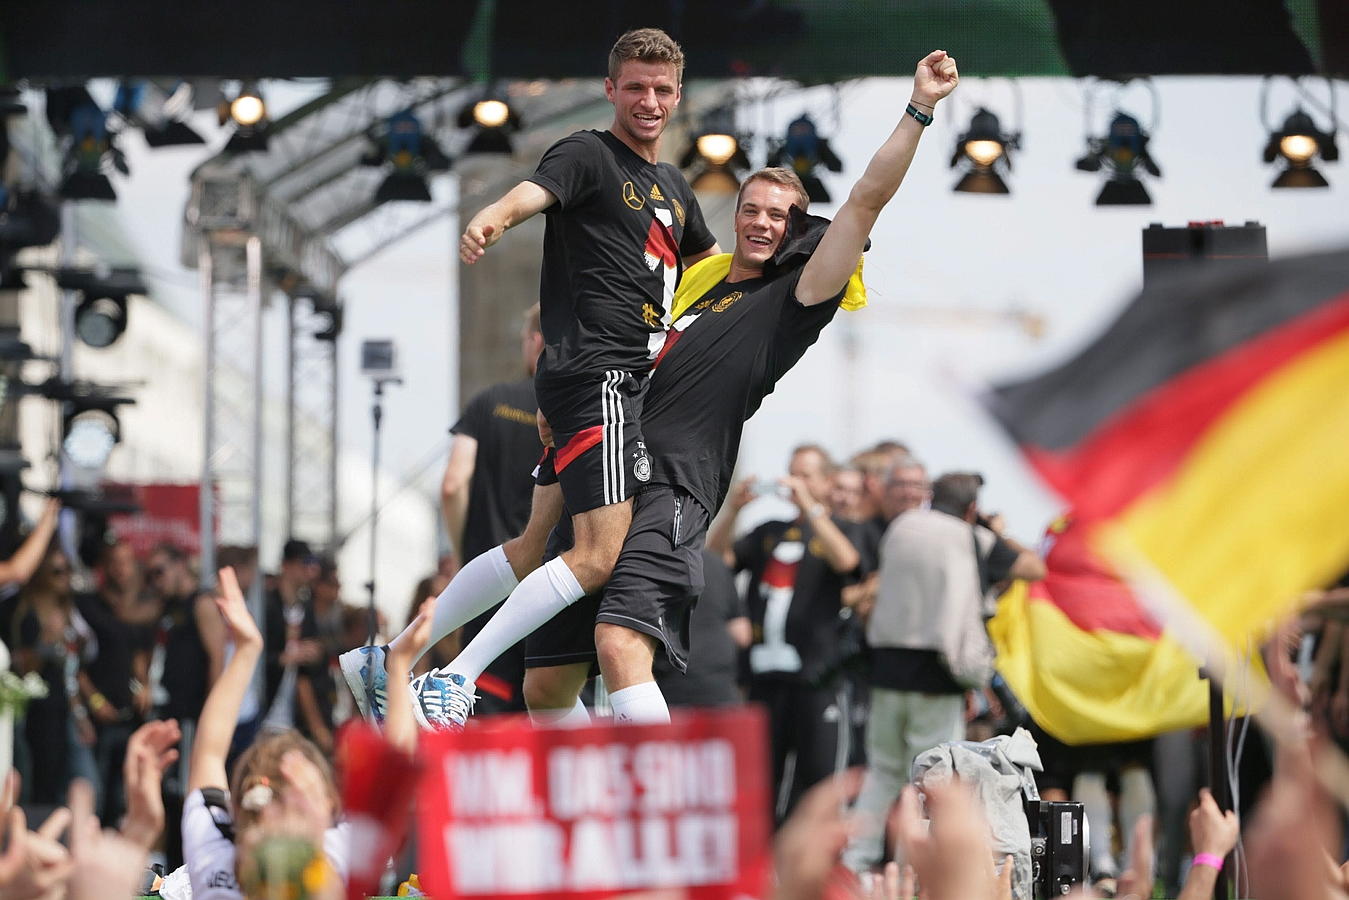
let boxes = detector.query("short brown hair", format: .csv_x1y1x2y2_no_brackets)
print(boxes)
608,28,685,82
736,167,810,214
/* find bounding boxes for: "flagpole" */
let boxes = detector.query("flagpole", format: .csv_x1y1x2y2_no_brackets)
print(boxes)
1202,667,1231,900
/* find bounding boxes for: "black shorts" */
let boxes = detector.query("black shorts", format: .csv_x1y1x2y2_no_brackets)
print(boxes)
523,484,710,673
534,370,651,514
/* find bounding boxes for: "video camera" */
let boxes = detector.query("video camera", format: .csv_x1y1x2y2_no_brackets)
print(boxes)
1024,799,1085,898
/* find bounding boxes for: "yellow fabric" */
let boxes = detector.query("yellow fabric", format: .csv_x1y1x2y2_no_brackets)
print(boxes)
1106,326,1349,647
671,253,868,321
988,582,1260,744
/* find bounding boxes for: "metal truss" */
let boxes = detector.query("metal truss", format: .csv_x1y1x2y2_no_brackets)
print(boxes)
285,295,338,550
198,233,263,563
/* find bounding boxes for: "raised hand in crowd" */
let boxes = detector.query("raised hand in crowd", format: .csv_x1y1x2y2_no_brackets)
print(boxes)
1113,814,1155,900
893,780,1003,900
65,779,146,900
0,772,73,900
119,718,181,851
1172,791,1234,900
771,769,861,900
1246,739,1346,900
188,566,264,797
386,596,435,753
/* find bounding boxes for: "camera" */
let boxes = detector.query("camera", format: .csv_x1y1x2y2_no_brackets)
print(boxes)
750,478,793,500
1024,800,1085,898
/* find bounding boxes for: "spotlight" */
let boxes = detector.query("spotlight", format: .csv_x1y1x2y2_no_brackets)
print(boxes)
950,107,1018,195
113,80,205,147
472,100,510,129
363,110,451,205
63,408,120,471
679,116,752,194
57,98,121,201
1076,111,1161,206
1264,109,1337,189
770,115,843,204
458,92,520,155
55,267,146,348
221,82,269,153
229,84,266,127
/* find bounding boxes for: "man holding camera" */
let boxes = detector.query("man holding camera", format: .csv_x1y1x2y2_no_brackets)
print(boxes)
706,444,868,820
843,471,1045,875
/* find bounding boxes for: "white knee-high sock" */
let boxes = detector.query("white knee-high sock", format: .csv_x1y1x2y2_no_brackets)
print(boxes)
400,545,518,664
445,557,585,683
608,682,670,725
529,697,591,729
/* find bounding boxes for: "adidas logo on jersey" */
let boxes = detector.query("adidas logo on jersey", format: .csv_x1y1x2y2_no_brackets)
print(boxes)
649,183,665,201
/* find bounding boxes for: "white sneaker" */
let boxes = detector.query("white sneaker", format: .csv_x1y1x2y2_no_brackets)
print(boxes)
338,645,389,724
410,669,476,732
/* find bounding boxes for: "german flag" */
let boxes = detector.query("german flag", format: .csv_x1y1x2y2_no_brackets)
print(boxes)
985,248,1349,740
987,247,1349,648
989,515,1222,743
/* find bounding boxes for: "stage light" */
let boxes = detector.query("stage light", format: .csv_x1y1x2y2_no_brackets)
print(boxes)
55,267,146,348
63,408,120,471
230,84,266,127
950,107,1018,195
1264,109,1337,189
221,82,269,153
473,100,510,129
458,91,520,156
364,110,451,204
57,99,120,201
113,80,205,147
770,115,843,204
680,112,752,194
1076,111,1161,206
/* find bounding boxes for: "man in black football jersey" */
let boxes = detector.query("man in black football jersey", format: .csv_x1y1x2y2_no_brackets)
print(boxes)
418,27,719,727
505,50,962,728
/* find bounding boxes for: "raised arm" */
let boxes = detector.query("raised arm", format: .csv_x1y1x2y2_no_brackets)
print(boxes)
187,567,263,794
459,181,558,264
0,499,59,588
796,50,959,306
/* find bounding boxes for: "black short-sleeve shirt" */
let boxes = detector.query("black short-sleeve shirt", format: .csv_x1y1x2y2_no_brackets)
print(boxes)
732,516,868,685
641,270,842,516
527,130,716,384
451,378,541,563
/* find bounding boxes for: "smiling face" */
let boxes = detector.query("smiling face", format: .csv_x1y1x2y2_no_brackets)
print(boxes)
605,60,680,154
733,179,801,272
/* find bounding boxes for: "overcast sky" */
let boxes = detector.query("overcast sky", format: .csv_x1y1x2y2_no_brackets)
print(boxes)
106,74,1349,558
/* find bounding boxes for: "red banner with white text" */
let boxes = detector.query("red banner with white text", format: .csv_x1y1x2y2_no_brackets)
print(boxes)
418,709,772,900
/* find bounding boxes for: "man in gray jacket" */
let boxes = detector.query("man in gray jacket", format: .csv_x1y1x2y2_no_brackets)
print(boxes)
844,471,1045,874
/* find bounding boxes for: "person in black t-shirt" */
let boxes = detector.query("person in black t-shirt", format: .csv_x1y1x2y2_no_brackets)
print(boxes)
414,27,718,729
706,445,869,819
501,51,961,730
355,305,546,715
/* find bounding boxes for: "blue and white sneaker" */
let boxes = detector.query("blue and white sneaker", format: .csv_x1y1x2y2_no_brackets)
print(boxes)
410,669,476,732
339,645,390,724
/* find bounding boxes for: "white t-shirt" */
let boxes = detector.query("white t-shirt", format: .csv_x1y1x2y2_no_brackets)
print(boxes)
181,788,352,900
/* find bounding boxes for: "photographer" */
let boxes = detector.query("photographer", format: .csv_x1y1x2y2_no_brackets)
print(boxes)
843,471,1044,875
707,444,867,821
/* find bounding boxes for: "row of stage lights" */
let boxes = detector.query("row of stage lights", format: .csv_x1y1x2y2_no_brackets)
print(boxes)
31,78,1342,213
681,85,1339,206
42,80,524,207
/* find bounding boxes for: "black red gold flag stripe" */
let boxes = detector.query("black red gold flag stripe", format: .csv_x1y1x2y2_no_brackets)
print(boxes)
986,246,1349,680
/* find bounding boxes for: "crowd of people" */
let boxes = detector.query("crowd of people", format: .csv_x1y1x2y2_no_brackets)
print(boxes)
0,22,1345,900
